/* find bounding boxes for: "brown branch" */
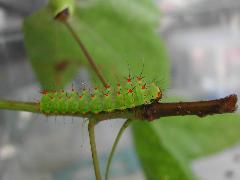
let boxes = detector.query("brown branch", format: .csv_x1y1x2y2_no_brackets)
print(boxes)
92,94,238,121
1,94,236,121
137,94,238,121
55,9,108,87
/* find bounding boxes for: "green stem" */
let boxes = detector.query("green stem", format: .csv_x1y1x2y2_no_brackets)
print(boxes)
105,119,132,180
0,100,39,112
88,119,102,180
63,20,108,87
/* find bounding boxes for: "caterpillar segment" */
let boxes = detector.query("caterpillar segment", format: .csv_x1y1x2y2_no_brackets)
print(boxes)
105,82,125,111
57,91,68,113
124,87,135,108
40,78,162,115
78,89,89,114
135,83,146,105
135,74,147,104
67,91,79,113
115,83,125,110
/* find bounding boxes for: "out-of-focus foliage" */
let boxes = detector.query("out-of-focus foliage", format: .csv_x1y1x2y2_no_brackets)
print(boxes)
23,0,169,89
132,121,191,179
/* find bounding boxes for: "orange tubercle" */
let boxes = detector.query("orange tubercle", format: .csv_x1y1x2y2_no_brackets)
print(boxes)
128,89,133,93
125,75,132,83
105,84,111,89
137,76,143,81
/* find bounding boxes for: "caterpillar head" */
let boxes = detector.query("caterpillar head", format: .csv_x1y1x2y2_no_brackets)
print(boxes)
150,83,162,101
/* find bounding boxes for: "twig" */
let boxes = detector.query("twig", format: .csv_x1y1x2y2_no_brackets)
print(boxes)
105,119,132,180
88,120,102,180
0,94,237,121
139,94,238,121
0,99,39,112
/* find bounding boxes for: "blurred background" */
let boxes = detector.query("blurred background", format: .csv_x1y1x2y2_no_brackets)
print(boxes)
0,0,240,179
158,0,240,101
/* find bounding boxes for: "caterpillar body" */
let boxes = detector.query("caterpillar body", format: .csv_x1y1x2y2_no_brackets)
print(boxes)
40,75,162,114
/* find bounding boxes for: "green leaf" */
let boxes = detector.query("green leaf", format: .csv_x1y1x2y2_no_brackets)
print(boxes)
157,113,240,161
132,121,191,180
23,7,83,90
71,0,169,85
157,98,240,162
23,0,169,89
132,96,240,179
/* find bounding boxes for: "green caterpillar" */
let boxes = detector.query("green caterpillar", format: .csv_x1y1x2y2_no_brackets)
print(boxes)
40,75,162,114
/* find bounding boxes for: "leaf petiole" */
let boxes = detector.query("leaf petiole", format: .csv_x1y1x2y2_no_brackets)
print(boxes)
105,119,132,180
88,119,102,180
